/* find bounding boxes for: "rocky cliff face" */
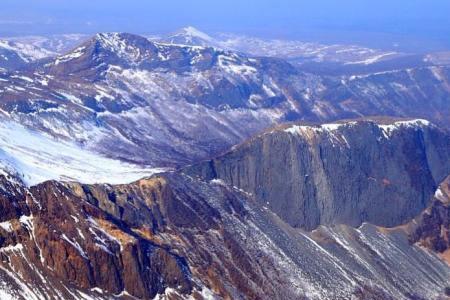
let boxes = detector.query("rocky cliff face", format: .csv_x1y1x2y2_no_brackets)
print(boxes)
186,119,450,230
0,169,449,299
0,175,194,299
409,175,450,265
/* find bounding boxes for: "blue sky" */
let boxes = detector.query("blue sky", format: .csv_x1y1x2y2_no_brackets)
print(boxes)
1,0,449,50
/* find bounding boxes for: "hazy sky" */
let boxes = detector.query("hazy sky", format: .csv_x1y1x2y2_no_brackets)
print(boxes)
1,0,449,50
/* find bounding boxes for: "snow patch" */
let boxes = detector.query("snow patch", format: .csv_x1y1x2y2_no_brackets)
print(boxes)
284,122,354,135
61,234,88,259
0,221,13,232
434,187,447,203
379,119,431,138
54,46,85,65
210,178,227,186
344,52,397,65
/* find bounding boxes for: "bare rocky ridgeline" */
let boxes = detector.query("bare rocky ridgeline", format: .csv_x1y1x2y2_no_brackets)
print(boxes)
0,119,449,299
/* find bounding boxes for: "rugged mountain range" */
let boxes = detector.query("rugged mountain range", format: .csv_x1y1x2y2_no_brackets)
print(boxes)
158,27,402,66
0,31,449,171
0,29,449,299
0,119,449,299
158,27,450,76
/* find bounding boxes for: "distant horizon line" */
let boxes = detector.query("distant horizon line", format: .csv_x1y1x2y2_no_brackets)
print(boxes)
1,25,450,53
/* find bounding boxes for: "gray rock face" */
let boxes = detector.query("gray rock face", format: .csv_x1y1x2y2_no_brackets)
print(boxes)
186,119,450,230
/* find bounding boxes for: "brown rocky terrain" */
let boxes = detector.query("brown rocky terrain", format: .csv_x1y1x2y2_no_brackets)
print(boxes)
0,175,193,299
0,119,449,299
409,175,450,265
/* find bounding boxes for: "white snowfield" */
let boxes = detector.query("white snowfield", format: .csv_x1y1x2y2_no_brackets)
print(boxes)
0,40,55,62
0,120,166,186
4,34,89,54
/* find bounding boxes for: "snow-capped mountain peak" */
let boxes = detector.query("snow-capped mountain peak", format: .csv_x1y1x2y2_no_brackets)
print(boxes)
178,26,213,41
165,26,215,46
50,32,162,71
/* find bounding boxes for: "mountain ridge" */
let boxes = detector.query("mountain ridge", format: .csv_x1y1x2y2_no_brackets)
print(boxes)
1,31,450,170
185,118,450,230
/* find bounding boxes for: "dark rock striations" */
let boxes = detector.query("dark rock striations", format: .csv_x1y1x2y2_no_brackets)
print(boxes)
186,119,450,230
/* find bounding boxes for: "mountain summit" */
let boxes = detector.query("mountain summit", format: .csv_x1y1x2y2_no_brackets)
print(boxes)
164,26,215,46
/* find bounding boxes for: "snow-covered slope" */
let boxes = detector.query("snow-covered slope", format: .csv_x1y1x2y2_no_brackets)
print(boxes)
0,40,55,70
0,32,296,166
157,26,401,66
0,40,54,62
3,34,89,54
0,120,164,186
1,31,450,169
216,33,400,64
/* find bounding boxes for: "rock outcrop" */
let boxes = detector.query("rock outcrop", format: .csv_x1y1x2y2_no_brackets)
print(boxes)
1,32,450,300
0,176,194,299
409,175,450,265
0,170,448,299
186,119,450,230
